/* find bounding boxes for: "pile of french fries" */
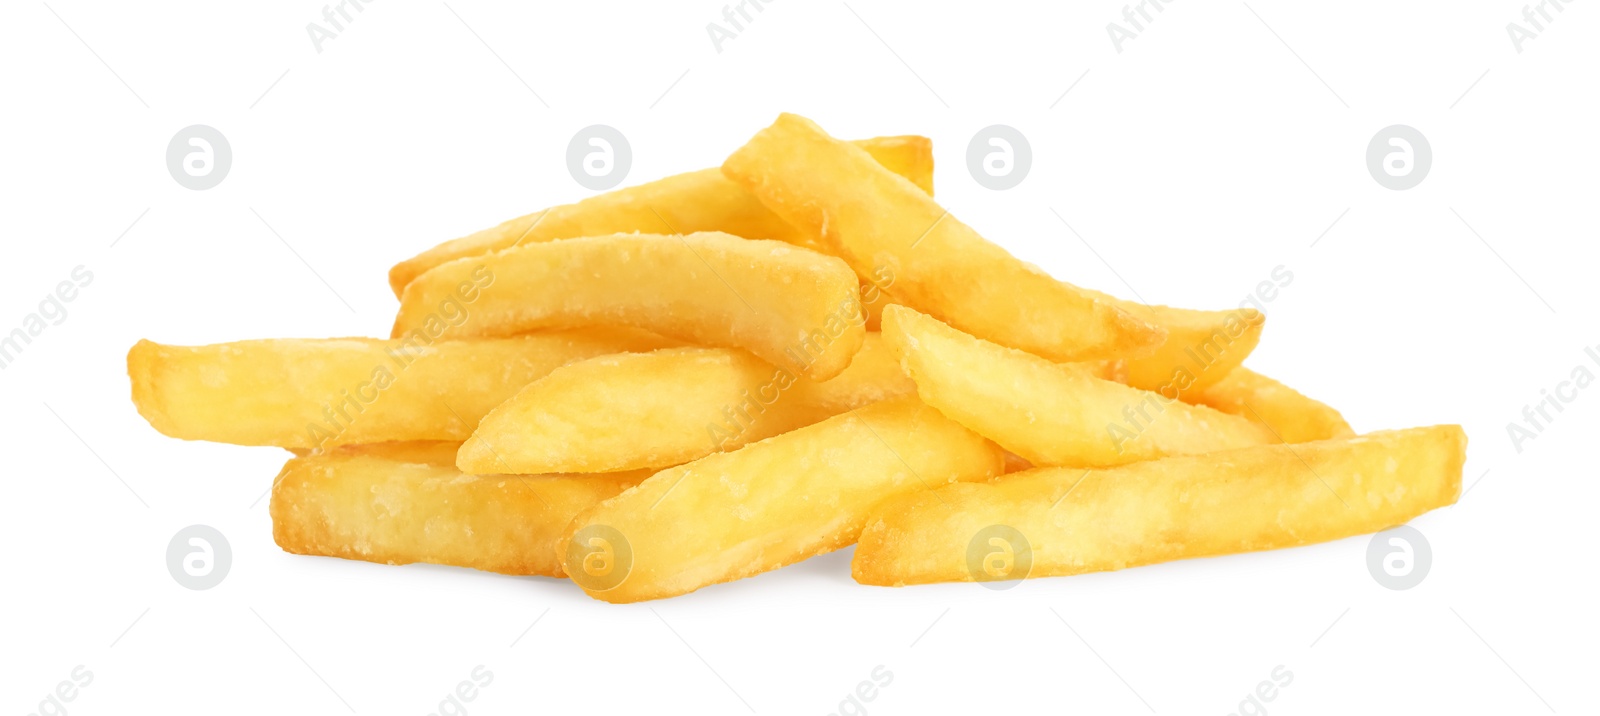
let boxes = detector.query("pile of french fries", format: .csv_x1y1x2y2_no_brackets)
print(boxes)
128,114,1466,603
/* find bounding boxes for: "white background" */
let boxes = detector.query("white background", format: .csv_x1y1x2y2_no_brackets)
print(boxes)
2,1,1595,714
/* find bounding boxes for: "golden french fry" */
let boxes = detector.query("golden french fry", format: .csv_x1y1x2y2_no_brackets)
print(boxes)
392,232,866,380
460,335,913,474
270,442,649,576
792,332,916,414
722,113,1164,362
312,440,464,463
1077,288,1264,394
387,136,934,296
1194,367,1355,443
881,304,1278,467
129,328,670,449
853,425,1466,586
556,396,1004,603
462,347,820,474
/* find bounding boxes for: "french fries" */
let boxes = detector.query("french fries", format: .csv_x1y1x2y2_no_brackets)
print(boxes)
881,304,1278,467
392,232,866,380
459,335,913,474
387,136,935,296
271,442,648,576
852,425,1466,586
129,114,1457,605
1194,367,1355,443
128,329,671,449
1077,288,1264,393
722,113,1164,362
556,397,1004,603
791,331,918,414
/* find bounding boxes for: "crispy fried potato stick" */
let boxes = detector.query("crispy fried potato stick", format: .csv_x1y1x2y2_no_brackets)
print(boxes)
392,232,866,380
794,332,918,413
852,425,1466,586
388,136,934,296
271,442,648,576
313,441,463,463
1194,367,1354,443
722,113,1164,362
557,397,1004,603
881,304,1278,467
1077,288,1263,393
459,334,913,474
129,329,670,449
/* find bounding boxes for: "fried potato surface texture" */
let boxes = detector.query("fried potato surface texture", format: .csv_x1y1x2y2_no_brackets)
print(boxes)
1077,287,1264,394
271,442,648,576
459,335,913,474
1194,367,1355,443
129,329,670,449
557,397,1004,603
853,425,1466,586
722,113,1163,362
388,136,934,295
392,232,865,380
881,304,1278,467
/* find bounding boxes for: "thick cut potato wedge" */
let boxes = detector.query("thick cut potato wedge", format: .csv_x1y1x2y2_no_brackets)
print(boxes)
1077,287,1263,394
1194,367,1354,443
881,304,1278,467
853,425,1466,586
392,232,866,380
129,329,669,449
459,335,913,474
271,442,648,576
722,113,1164,362
388,136,935,296
556,396,1004,603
